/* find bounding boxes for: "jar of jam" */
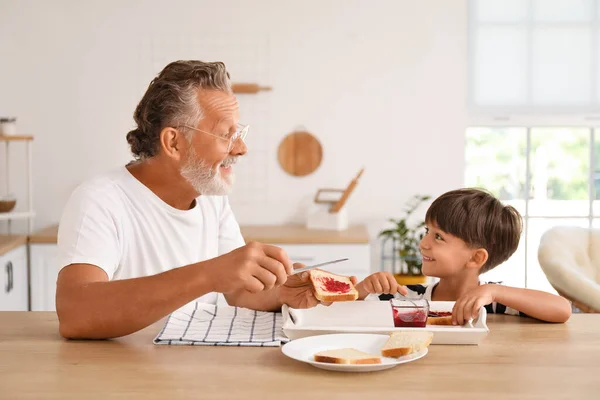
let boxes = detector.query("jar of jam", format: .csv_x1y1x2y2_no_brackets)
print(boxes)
391,298,429,328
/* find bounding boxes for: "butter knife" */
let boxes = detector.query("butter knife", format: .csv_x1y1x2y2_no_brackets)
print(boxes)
292,258,349,275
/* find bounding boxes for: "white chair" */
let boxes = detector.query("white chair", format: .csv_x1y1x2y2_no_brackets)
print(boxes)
538,226,600,313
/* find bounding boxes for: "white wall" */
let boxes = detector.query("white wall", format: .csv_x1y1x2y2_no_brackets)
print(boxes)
0,0,467,268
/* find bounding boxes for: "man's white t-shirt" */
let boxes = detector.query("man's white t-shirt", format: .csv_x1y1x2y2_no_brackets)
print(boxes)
57,166,245,304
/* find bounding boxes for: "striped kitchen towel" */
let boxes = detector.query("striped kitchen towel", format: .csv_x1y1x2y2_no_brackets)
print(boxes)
153,302,289,347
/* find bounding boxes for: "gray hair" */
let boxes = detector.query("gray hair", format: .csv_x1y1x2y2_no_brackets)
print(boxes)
126,60,232,160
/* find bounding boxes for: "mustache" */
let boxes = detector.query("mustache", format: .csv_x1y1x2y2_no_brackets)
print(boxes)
221,156,238,168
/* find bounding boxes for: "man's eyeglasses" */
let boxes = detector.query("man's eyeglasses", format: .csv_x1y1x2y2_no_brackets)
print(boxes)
179,123,249,152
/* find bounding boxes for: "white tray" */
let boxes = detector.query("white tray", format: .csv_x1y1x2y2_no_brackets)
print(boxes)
282,301,489,345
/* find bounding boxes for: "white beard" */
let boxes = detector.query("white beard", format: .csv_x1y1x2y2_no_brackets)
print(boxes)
180,146,237,196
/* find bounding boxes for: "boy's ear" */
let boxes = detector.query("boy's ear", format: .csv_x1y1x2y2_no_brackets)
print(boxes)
466,248,488,270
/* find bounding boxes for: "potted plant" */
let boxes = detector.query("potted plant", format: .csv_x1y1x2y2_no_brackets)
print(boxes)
379,194,431,285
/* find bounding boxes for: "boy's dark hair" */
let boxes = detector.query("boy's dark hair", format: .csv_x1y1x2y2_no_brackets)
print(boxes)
425,188,522,273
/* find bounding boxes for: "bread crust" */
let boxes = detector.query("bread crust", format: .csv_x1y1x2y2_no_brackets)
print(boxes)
314,348,382,364
314,291,359,302
426,316,454,325
314,354,382,364
381,347,412,357
381,332,434,358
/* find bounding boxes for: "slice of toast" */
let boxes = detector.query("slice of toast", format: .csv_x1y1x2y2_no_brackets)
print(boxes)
309,269,358,302
381,331,434,358
427,315,454,326
314,348,381,364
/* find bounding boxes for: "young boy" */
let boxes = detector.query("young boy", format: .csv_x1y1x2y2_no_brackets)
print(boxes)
355,188,571,324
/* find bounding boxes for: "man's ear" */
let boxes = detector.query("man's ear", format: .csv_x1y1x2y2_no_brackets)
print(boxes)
160,127,184,161
466,248,488,270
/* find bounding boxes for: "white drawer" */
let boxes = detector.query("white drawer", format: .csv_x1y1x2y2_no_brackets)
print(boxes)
278,244,370,278
0,245,28,311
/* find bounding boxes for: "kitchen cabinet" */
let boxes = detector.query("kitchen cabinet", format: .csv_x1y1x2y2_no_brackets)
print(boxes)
0,236,28,311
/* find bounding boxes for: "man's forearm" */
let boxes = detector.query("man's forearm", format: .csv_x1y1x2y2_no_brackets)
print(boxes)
224,287,283,312
57,263,214,339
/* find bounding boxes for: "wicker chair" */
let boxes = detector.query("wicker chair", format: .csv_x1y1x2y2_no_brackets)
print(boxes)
538,226,600,313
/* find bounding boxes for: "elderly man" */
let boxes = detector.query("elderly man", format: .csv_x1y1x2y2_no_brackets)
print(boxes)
56,60,322,339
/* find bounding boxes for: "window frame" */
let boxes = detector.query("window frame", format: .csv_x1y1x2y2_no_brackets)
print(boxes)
466,123,599,288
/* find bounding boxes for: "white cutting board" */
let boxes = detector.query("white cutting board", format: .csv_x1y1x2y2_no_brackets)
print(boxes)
287,301,395,328
283,301,489,345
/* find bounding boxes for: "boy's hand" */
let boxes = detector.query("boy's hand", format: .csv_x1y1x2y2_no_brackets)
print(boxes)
452,284,498,325
355,272,408,300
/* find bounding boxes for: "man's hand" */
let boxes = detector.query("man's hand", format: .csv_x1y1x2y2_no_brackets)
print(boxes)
205,241,293,294
452,284,497,325
354,271,408,300
278,264,358,309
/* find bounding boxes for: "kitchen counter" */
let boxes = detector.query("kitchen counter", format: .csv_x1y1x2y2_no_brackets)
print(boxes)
0,234,27,256
28,224,371,245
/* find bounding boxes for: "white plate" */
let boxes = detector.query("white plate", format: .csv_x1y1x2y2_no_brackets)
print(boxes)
281,333,428,372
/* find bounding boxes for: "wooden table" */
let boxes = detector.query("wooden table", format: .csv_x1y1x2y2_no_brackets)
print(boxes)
0,313,598,399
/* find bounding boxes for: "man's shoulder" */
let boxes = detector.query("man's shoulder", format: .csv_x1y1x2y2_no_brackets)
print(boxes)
77,172,122,192
58,170,128,244
66,169,127,208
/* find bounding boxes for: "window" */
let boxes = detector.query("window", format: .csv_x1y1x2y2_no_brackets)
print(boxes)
465,127,597,292
469,0,600,113
468,1,600,292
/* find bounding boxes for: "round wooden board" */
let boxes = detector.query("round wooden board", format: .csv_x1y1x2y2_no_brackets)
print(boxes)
277,131,323,177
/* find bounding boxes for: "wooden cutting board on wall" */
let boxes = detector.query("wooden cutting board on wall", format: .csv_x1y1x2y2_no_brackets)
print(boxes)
278,131,323,177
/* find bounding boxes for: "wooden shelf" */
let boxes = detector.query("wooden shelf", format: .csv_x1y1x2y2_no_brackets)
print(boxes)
0,135,33,142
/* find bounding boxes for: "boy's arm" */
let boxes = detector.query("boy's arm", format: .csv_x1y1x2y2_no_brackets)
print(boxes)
492,285,572,323
453,284,572,325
